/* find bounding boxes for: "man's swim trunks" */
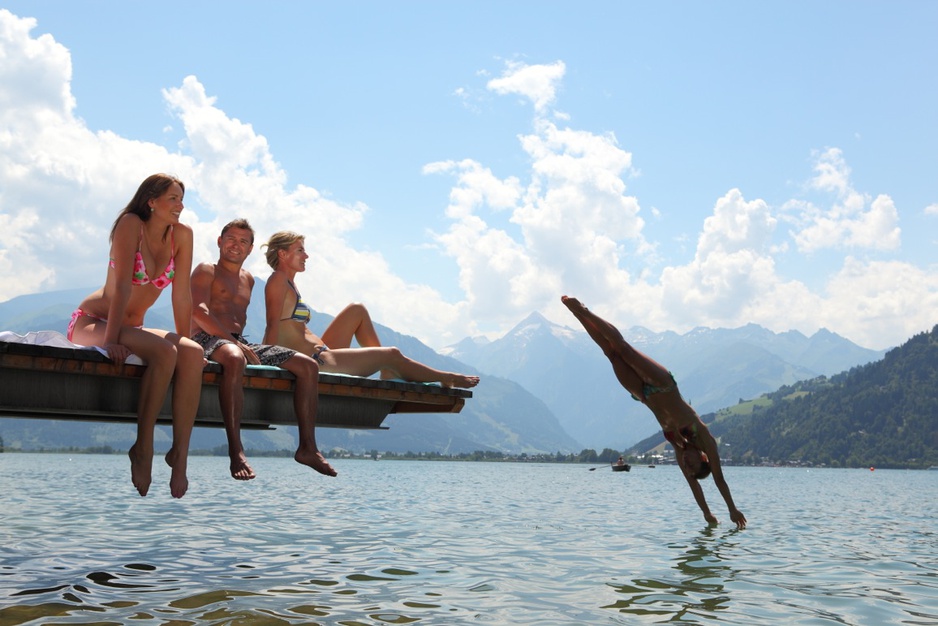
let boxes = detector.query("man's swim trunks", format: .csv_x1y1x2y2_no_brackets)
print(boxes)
191,331,296,367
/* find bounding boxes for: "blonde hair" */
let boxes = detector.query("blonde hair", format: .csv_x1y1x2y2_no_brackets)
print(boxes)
263,231,304,269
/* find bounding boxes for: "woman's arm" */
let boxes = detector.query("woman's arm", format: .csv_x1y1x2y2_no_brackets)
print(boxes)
676,451,718,524
263,272,288,345
170,224,195,337
104,215,139,347
697,425,747,529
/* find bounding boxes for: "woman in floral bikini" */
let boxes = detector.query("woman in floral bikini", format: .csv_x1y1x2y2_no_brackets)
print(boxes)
69,174,203,499
562,295,746,529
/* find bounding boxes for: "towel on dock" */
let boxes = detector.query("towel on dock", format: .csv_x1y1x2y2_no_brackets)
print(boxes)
0,330,145,365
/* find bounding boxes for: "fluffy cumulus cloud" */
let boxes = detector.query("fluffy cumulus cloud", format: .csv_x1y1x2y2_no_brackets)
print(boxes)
0,10,472,345
427,62,937,350
1,12,935,351
785,148,901,253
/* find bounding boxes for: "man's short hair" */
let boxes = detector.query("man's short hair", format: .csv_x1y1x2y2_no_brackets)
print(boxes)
221,218,255,244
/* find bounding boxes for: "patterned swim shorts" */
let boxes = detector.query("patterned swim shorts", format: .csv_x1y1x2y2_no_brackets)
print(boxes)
191,330,296,367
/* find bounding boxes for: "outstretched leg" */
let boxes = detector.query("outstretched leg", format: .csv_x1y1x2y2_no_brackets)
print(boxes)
320,347,480,389
280,354,337,477
211,343,255,480
562,295,671,394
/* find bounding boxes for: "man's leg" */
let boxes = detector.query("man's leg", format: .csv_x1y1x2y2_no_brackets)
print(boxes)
211,343,255,480
280,353,337,477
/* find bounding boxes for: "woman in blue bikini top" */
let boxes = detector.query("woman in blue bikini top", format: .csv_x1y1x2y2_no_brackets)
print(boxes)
563,295,746,530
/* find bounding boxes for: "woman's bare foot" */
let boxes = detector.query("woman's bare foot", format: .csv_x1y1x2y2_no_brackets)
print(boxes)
230,452,257,481
295,448,337,477
443,373,480,389
561,295,585,314
128,443,152,497
164,447,189,498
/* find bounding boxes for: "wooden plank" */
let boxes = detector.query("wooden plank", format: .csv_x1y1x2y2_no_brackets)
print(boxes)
0,341,471,430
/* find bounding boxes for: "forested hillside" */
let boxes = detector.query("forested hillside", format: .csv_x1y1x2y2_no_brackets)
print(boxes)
706,325,938,468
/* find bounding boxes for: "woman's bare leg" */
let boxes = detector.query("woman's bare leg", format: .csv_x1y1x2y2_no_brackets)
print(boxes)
562,296,672,388
321,303,394,379
73,321,177,497
320,347,480,388
321,303,382,348
157,334,203,498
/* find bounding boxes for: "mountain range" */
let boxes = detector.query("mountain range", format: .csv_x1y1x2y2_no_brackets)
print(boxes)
443,311,886,449
0,288,887,454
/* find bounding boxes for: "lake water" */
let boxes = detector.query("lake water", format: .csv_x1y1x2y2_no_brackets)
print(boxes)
0,454,935,625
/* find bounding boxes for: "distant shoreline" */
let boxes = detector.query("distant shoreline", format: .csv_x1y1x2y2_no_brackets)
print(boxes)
0,448,932,470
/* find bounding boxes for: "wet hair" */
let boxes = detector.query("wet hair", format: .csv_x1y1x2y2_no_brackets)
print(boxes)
683,448,712,480
694,460,712,481
262,231,304,269
221,218,255,244
110,173,184,243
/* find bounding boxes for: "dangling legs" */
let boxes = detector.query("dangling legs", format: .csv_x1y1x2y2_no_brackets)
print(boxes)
279,353,336,477
158,333,202,499
73,320,177,497
210,343,255,480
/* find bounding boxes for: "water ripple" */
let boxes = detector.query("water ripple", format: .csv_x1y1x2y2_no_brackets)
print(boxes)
1,456,937,624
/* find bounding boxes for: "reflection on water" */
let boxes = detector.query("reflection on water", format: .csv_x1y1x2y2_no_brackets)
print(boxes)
1,455,937,625
604,525,738,620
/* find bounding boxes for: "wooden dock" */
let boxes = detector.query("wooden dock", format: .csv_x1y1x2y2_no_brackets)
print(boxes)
0,341,471,430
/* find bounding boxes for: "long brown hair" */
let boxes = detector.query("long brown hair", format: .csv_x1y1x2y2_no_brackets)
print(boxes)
109,173,185,242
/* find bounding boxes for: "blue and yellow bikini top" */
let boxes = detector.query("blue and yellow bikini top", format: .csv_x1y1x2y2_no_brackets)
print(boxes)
282,280,312,324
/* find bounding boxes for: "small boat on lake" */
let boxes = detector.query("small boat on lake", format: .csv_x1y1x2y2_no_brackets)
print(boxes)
611,462,631,472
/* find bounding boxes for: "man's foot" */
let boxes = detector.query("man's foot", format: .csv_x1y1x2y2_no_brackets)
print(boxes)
128,444,152,497
164,446,189,498
295,448,338,477
230,453,257,481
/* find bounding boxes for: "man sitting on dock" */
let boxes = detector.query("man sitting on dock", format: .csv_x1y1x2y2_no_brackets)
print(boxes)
190,219,336,480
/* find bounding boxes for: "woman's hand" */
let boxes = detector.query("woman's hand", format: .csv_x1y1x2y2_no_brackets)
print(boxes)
103,342,132,365
730,509,747,530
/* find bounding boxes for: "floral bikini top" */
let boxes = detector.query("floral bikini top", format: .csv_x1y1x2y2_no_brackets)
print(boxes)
109,226,176,290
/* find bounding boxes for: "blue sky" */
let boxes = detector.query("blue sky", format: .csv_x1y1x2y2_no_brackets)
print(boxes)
0,2,935,350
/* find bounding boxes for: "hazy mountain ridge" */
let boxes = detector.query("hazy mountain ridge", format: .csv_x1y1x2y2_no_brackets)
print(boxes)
444,312,887,449
0,288,579,455
1,289,887,454
687,325,938,468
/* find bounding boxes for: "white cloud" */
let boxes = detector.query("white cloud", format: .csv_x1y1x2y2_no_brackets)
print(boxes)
0,10,193,297
1,19,934,353
786,148,901,253
486,60,565,113
0,12,471,347
924,203,938,216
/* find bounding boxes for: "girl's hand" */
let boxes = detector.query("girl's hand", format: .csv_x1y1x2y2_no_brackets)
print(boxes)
103,342,132,365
